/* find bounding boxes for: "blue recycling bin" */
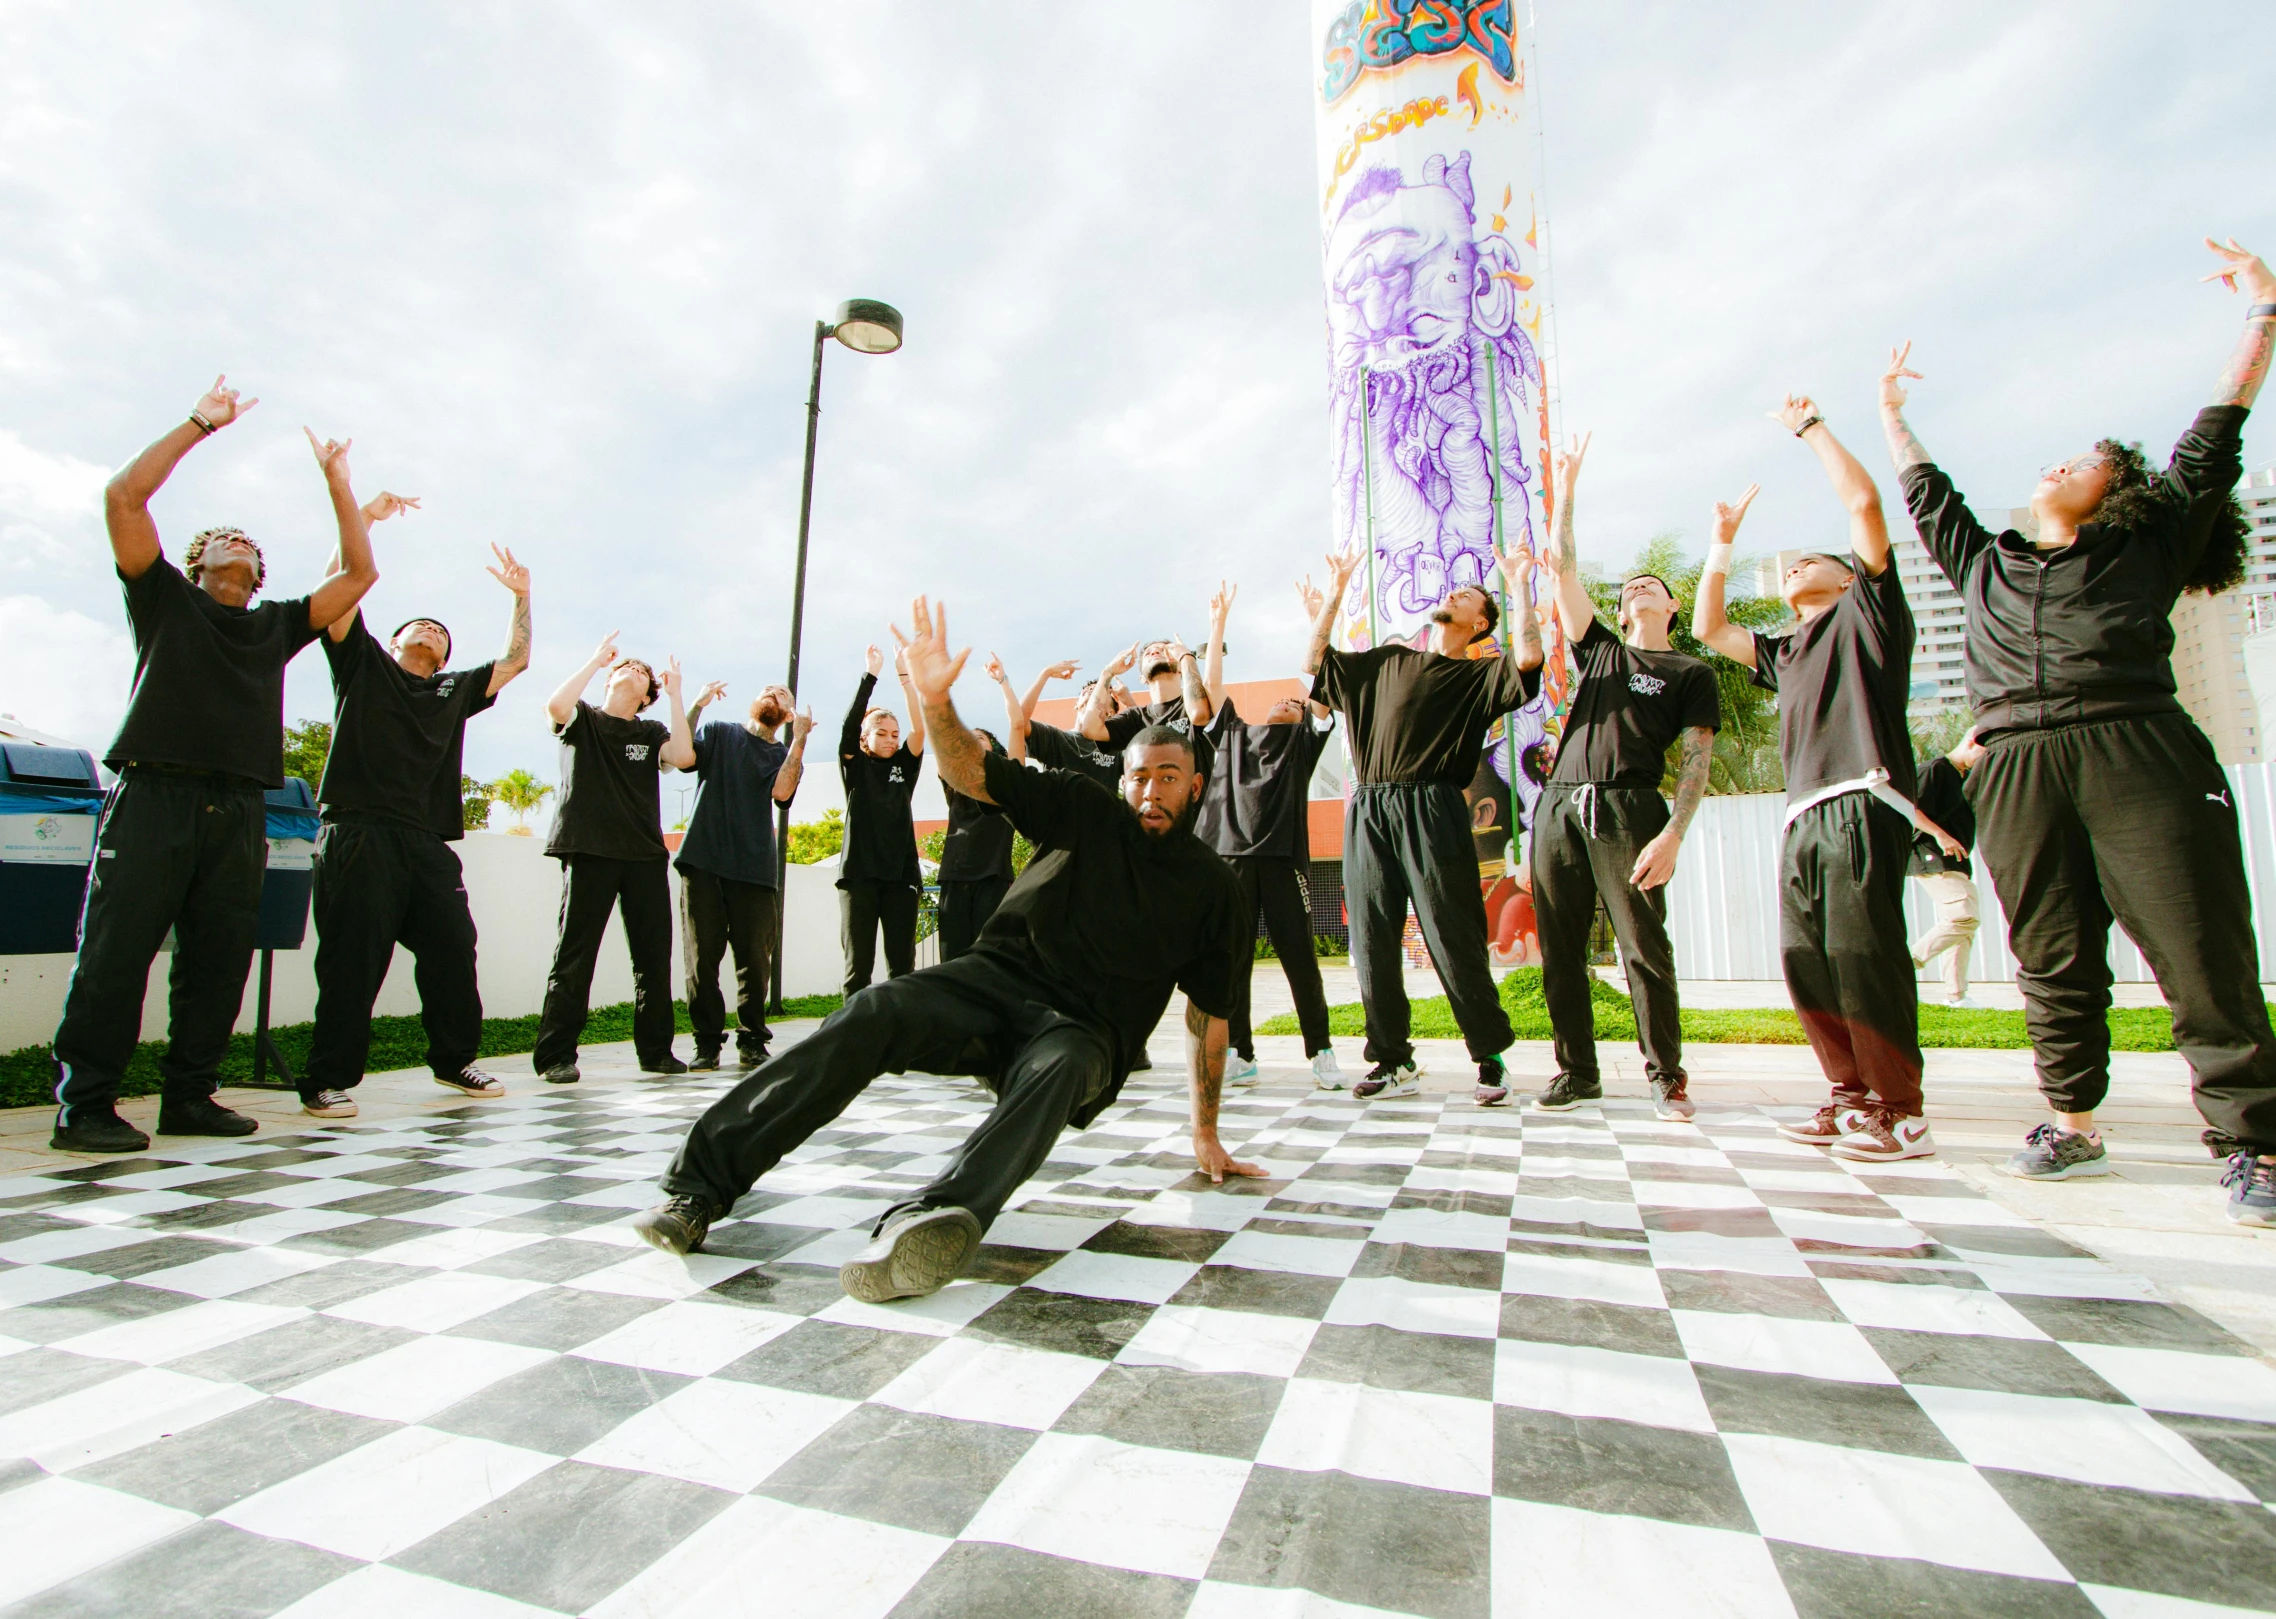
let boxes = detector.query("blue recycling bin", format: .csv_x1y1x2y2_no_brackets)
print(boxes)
259,778,320,948
0,743,105,955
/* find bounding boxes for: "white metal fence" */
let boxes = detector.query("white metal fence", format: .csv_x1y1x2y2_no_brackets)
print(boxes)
1663,763,2276,983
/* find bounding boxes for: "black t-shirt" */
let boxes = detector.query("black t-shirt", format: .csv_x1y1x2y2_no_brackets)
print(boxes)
1909,755,1977,878
939,785,1015,882
546,701,671,861
1196,704,1331,861
317,616,497,838
1025,721,1123,791
1102,696,1217,785
1311,644,1539,786
677,722,788,886
972,751,1243,1103
106,558,319,785
839,673,921,889
1551,620,1721,788
1750,557,1917,800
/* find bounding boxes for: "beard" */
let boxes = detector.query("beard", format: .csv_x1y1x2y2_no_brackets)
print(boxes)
754,701,788,728
1143,660,1177,683
1137,794,1200,841
1428,608,1455,626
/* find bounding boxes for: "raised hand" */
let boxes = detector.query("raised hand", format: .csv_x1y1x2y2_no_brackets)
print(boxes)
2203,236,2276,302
193,374,258,428
659,657,684,700
1325,546,1363,594
791,706,814,740
303,426,353,483
1769,394,1819,435
1297,575,1325,619
484,542,530,595
693,678,728,708
893,643,912,678
983,652,1008,685
1880,342,1922,410
1553,430,1591,495
363,491,422,525
1209,580,1237,625
1489,543,1535,590
1712,484,1761,544
889,595,969,707
591,630,621,669
1104,642,1140,680
864,644,884,678
1041,658,1079,681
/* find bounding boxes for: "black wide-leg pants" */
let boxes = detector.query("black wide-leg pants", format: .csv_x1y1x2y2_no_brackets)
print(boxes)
1780,794,1924,1115
305,821,483,1092
1345,782,1514,1068
52,771,264,1116
1228,856,1332,1058
1972,713,2276,1154
532,853,676,1071
840,878,918,995
1530,783,1685,1086
680,868,779,1058
660,953,1113,1229
938,875,1012,962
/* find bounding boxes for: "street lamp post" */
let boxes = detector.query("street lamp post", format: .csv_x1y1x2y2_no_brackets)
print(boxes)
771,298,904,1013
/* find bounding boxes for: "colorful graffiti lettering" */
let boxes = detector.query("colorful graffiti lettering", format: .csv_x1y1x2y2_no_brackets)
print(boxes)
1324,95,1453,207
1319,0,1517,105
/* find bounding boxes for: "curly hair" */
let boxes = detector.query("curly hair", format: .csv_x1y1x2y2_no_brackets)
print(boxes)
183,527,265,590
615,659,661,709
2090,438,2249,595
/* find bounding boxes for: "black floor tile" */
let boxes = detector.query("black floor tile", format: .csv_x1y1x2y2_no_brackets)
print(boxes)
1498,1293,1685,1358
699,1265,846,1316
172,1314,417,1392
451,1285,665,1351
1051,1363,1283,1460
1168,1264,1345,1320
1080,1221,1233,1263
1298,1322,1497,1401
1767,1541,2101,1618
2000,1293,2258,1354
1492,1404,1755,1532
759,1405,1036,1535
964,1245,1066,1285
318,1185,458,1218
8,1519,356,1619
1391,1188,1515,1217
230,1257,426,1309
1861,1328,2125,1402
0,1346,137,1416
0,1279,199,1344
1985,1468,2276,1611
1693,1364,1961,1461
966,1287,1152,1360
459,1237,636,1282
1353,1241,1504,1292
429,1354,690,1454
75,1399,397,1515
716,1318,943,1399
1208,1465,1489,1619
270,1217,431,1256
888,1542,1194,1619
2147,1412,2276,1503
692,1221,834,1263
47,1236,231,1281
1642,1207,1789,1240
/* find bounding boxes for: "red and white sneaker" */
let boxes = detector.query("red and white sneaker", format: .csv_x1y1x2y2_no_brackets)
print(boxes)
1777,1103,1866,1146
1830,1108,1936,1162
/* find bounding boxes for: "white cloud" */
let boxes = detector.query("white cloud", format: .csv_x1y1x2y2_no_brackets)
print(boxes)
0,430,108,574
0,594,133,749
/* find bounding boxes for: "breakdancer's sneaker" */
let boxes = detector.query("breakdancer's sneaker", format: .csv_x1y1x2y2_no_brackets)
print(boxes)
1831,1107,1936,1162
840,1205,984,1304
1777,1102,1865,1146
2223,1153,2276,1227
1527,1074,1602,1113
436,1066,504,1099
2004,1122,2111,1180
632,1194,718,1256
1352,1062,1420,1100
1475,1056,1511,1107
1652,1075,1697,1122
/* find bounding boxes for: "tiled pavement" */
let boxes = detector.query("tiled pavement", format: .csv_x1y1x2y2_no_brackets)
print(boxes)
2,1068,2275,1617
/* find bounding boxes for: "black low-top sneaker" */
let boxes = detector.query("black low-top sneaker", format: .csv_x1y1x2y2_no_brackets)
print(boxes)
840,1205,984,1303
2222,1153,2276,1227
155,1095,258,1137
541,1063,581,1086
1527,1074,1603,1112
643,1053,690,1076
1475,1056,1511,1107
631,1193,717,1255
1652,1075,1696,1121
688,1050,721,1072
2004,1122,2110,1180
51,1106,150,1154
435,1066,505,1099
301,1089,358,1119
1352,1062,1421,1100
736,1048,768,1071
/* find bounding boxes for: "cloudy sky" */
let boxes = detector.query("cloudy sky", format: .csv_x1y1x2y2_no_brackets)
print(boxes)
2,1,2269,820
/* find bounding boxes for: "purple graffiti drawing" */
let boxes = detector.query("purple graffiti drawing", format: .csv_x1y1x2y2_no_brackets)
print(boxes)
1325,149,1542,635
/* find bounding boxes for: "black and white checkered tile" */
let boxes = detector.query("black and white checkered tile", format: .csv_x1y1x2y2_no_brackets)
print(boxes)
2,1076,2274,1618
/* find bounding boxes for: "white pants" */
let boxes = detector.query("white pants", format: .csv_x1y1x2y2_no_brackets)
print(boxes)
1911,870,1980,1000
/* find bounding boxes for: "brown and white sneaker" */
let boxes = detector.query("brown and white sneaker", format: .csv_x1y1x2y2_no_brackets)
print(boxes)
1777,1102,1867,1146
1831,1107,1936,1162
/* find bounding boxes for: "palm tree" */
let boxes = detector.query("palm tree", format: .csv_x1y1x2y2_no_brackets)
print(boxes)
490,768,554,836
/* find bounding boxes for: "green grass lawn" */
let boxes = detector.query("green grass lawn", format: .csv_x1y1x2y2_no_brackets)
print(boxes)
0,993,846,1110
1256,967,2209,1053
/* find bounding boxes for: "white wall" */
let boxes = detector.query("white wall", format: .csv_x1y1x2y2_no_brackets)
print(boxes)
0,835,846,1052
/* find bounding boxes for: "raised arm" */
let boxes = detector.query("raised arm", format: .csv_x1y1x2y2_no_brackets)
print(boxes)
1692,485,1761,667
322,490,421,642
773,707,813,803
659,658,696,771
1773,395,1891,575
1630,725,1713,889
548,631,619,729
684,678,726,733
1080,644,1137,739
1487,542,1545,670
1543,433,1600,646
892,596,989,804
483,544,533,693
2204,238,2276,409
1877,340,1933,474
105,375,258,581
844,649,882,761
302,430,382,631
1303,549,1364,676
1171,634,1213,727
1203,582,1235,712
988,654,1032,762
1018,657,1076,720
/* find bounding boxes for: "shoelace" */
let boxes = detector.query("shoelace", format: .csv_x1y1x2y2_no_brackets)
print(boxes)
2220,1153,2274,1193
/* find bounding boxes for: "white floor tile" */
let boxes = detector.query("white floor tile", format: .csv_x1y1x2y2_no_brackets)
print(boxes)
1501,1251,1666,1309
1506,1195,1645,1231
1819,1278,2051,1340
2059,1343,2276,1423
272,1563,567,1618
560,1249,757,1300
1117,1304,1320,1378
236,1177,390,1210
983,1210,1121,1249
1734,1168,1863,1196
1402,1166,1521,1197
1670,1311,1899,1386
1027,1250,1200,1306
744,1193,897,1229
1631,1181,1764,1211
58,1298,308,1365
1258,1377,1492,1495
1211,1228,1366,1279
811,1280,1014,1337
324,1271,548,1332
1644,1231,1812,1278
1326,1275,1502,1340
1908,1384,2258,1501
199,1208,375,1244
588,1493,947,1619
1272,1179,1399,1212
0,1363,259,1470
870,1334,1105,1431
0,1476,201,1608
0,1222,162,1265
1187,1583,1420,1618
282,1334,555,1422
1120,1193,1266,1233
58,1189,209,1223
962,1430,1251,1580
1489,1497,1798,1618
1372,1206,1512,1252
1723,1432,2069,1581
1494,1338,1715,1433
776,1229,872,1268
135,1245,339,1299
1881,1194,2034,1229
575,1377,853,1492
358,1227,551,1270
572,1299,802,1375
406,1167,554,1196
1767,1208,1930,1249
220,1423,558,1562
0,1263,125,1308
2079,1584,2276,1618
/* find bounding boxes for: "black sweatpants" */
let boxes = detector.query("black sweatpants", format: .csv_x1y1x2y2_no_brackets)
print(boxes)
1973,714,2276,1153
52,771,265,1117
1531,783,1684,1085
661,952,1113,1229
533,854,676,1071
1346,782,1514,1067
1781,793,1924,1114
841,878,918,995
305,821,482,1093
1229,856,1332,1059
938,876,1012,962
680,868,779,1059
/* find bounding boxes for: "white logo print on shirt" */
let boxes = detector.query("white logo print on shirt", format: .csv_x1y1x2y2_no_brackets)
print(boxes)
889,767,907,785
435,677,457,698
1628,672,1667,696
625,744,651,762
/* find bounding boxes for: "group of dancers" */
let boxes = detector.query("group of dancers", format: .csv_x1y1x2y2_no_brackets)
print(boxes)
39,236,2276,1312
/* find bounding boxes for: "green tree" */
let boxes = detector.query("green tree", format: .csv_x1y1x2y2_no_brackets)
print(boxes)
787,807,845,864
281,720,332,789
490,767,554,836
920,824,1036,875
460,774,496,832
1910,703,1975,766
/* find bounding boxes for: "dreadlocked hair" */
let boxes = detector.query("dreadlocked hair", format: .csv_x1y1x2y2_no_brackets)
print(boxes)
183,527,265,589
2090,437,2249,596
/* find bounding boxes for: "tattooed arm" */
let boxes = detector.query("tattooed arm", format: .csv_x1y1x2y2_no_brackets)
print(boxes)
1630,725,1712,890
892,598,990,803
1303,549,1363,676
2204,238,2276,409
1543,433,1600,645
484,546,533,695
1878,341,1933,473
1186,998,1262,1184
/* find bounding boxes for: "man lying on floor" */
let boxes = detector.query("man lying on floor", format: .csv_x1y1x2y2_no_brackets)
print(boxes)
632,594,1264,1302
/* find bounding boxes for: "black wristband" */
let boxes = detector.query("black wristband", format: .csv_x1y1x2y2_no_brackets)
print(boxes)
1793,415,1822,438
2250,303,2276,321
188,412,217,436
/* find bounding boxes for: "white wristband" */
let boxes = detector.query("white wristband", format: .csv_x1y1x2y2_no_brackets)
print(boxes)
1704,543,1734,576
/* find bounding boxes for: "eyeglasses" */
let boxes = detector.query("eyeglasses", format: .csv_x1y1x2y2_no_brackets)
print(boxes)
2040,456,2106,479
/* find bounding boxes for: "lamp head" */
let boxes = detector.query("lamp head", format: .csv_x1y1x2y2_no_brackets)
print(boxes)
831,298,904,355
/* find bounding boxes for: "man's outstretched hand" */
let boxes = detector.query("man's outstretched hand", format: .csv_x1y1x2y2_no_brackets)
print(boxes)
890,595,969,708
2204,237,2276,302
1193,1129,1265,1185
194,374,257,429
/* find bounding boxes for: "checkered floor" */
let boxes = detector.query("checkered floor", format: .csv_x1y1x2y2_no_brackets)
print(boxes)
2,1078,2274,1619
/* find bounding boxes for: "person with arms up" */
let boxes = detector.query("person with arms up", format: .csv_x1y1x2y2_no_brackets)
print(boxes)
1080,612,1219,783
51,380,382,1152
301,530,534,1118
531,638,697,1084
1527,434,1721,1121
632,597,1259,1304
1886,238,2276,1219
995,657,1123,791
1696,394,1929,1162
1908,730,1984,1010
839,643,925,995
675,679,812,1072
1304,542,1541,1104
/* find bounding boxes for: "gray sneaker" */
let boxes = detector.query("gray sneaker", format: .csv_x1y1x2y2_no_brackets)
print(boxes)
1528,1074,1603,1113
631,1194,717,1256
839,1206,983,1303
2004,1122,2111,1180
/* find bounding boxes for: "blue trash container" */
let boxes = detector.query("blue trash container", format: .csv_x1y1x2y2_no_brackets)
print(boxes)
260,778,320,949
0,744,105,955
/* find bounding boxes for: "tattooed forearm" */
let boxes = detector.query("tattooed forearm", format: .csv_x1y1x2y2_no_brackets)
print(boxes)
1184,999,1224,1129
923,697,991,804
501,594,531,669
1513,560,1544,670
1880,405,1931,472
1667,726,1712,837
1550,480,1578,577
2213,317,2274,410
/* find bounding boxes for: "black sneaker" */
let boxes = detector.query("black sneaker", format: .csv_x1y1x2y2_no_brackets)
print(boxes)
1527,1074,1602,1112
688,1050,721,1073
631,1193,717,1255
51,1106,150,1154
2004,1122,2110,1180
1128,1050,1153,1072
541,1062,580,1086
840,1205,984,1303
301,1089,358,1119
435,1066,504,1099
736,1048,768,1071
1475,1056,1511,1107
155,1095,258,1137
643,1053,690,1076
1652,1075,1696,1121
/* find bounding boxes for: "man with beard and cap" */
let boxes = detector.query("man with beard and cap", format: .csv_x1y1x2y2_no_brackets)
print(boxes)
1526,433,1722,1122
1304,543,1541,1105
675,679,814,1071
1078,602,1221,785
1887,238,2276,1224
632,596,1259,1306
839,643,926,997
51,379,382,1153
990,656,1125,792
300,530,535,1118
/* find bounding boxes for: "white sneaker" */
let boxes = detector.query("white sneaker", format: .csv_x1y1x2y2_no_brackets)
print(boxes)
1830,1110,1937,1162
1224,1055,1260,1088
1942,995,1988,1011
1352,1062,1420,1100
1310,1049,1345,1091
